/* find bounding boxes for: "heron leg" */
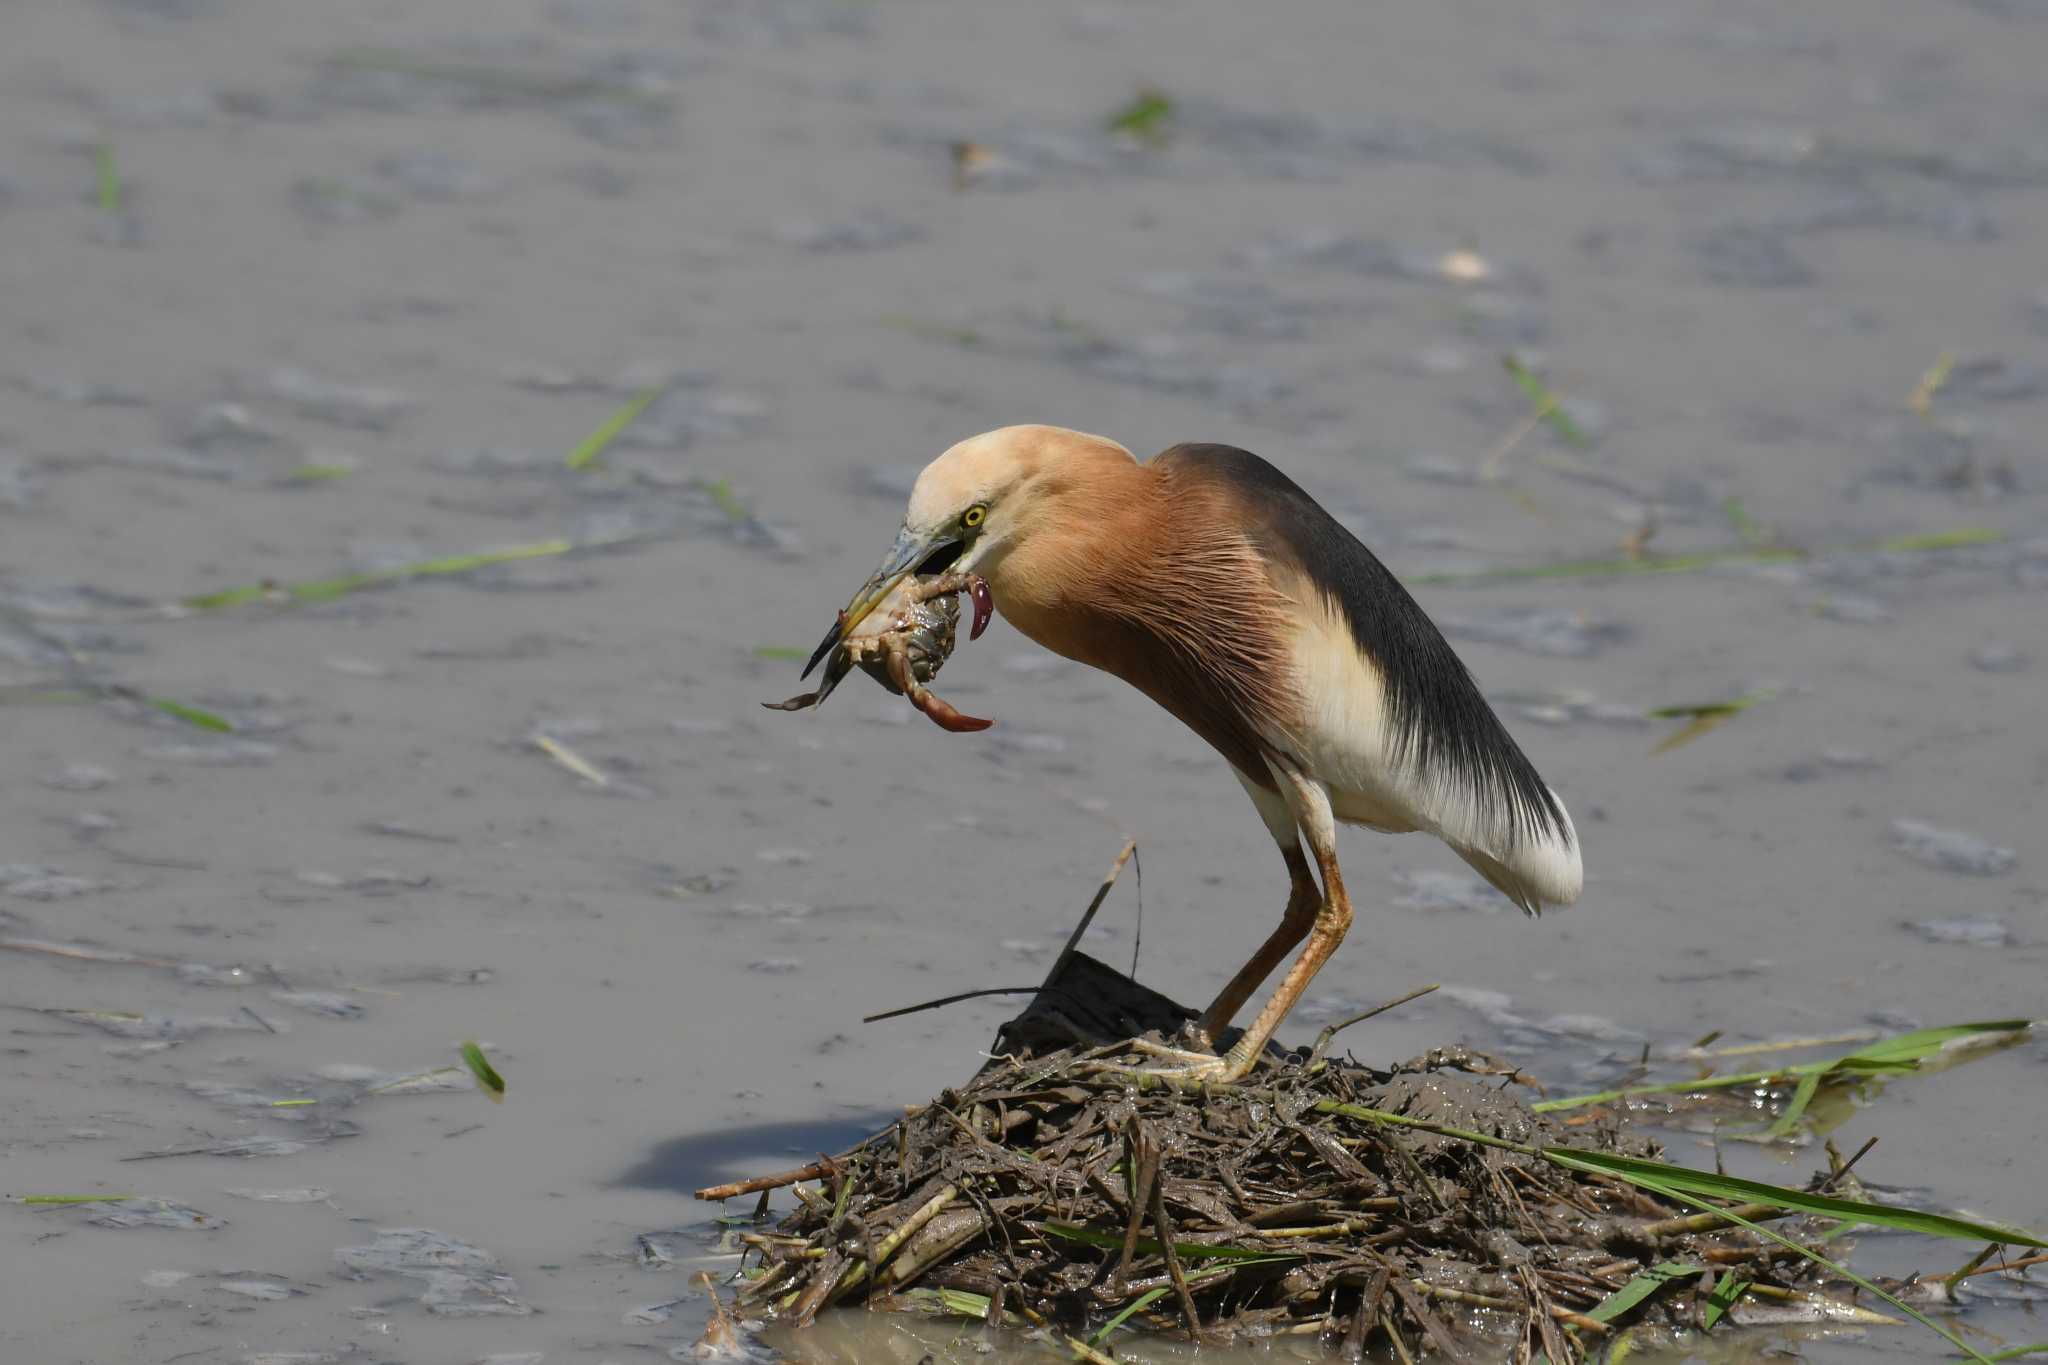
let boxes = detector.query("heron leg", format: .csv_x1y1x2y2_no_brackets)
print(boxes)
1192,772,1321,1049
1191,847,1316,1049
1210,753,1350,1081
1094,757,1347,1086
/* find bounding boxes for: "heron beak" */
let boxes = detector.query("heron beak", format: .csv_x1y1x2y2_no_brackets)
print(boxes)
800,524,961,679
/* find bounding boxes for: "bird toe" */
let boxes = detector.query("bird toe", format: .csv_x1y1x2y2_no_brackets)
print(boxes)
1084,1039,1253,1090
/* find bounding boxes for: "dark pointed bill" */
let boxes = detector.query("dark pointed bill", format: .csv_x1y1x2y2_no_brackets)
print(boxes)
800,524,963,678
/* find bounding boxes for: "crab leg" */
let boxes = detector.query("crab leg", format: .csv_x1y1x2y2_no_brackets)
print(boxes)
884,642,993,733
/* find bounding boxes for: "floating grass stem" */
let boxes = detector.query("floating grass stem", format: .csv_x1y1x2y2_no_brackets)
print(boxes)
1909,351,1956,418
702,477,752,525
878,314,983,347
1107,88,1174,145
1648,688,1775,755
149,697,236,733
1503,354,1591,448
565,386,662,471
95,143,122,215
184,539,576,610
1411,527,2006,587
459,1041,505,1103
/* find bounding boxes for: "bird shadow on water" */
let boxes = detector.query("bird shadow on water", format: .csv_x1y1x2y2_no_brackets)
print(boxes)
615,1112,898,1195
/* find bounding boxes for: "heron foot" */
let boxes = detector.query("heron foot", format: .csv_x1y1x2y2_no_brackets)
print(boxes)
1129,1038,1224,1068
1085,1038,1256,1088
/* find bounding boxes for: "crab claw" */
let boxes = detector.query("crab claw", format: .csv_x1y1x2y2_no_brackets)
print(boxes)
762,691,822,712
911,688,995,733
966,575,993,641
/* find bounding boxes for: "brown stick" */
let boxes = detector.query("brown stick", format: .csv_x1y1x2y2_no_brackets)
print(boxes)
1307,984,1441,1066
1045,839,1139,992
1114,1119,1161,1287
696,1159,833,1202
1385,1266,1476,1363
1343,1266,1390,1363
1150,1156,1205,1341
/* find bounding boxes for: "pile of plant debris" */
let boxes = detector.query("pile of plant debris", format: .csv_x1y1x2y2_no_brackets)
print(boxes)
706,974,1913,1360
694,854,2042,1361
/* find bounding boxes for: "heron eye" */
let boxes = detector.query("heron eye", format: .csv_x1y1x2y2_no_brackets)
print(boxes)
961,503,988,530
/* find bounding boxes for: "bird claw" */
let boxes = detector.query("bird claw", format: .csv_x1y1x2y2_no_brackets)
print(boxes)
1085,1038,1254,1088
1129,1038,1226,1067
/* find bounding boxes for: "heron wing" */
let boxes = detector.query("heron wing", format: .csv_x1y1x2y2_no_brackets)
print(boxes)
1153,443,1582,913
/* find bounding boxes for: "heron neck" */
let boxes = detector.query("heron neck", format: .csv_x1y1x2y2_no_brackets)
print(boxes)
983,456,1160,630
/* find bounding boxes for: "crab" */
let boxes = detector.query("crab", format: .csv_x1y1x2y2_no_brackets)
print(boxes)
763,572,994,732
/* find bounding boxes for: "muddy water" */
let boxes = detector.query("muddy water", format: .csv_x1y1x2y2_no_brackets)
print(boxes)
3,1,2044,1361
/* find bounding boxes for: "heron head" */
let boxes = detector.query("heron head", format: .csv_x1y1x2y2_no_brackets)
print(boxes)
801,425,1133,677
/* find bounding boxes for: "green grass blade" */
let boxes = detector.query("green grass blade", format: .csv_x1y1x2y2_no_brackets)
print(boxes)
459,1041,505,1103
1503,354,1591,448
1723,497,1768,546
182,584,274,610
1611,1167,1992,1364
878,314,983,347
1648,689,1775,724
1545,1149,2047,1247
1409,528,2004,587
565,386,662,471
1107,88,1174,143
1314,1092,2048,1245
95,144,121,214
20,1193,135,1205
185,539,576,611
1882,527,2001,552
751,645,809,662
1700,1270,1749,1331
1582,1260,1701,1323
150,698,235,732
1757,1069,1826,1140
1648,689,1775,754
701,477,751,525
1841,1021,2034,1065
1090,1286,1170,1344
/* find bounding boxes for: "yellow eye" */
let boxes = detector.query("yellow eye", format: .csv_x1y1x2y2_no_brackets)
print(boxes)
961,503,988,530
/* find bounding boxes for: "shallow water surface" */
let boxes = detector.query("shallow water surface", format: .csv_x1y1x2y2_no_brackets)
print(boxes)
2,1,2044,1361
